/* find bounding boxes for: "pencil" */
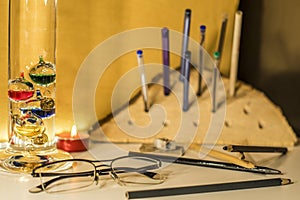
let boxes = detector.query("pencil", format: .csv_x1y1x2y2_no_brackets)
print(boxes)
223,145,288,154
126,178,292,199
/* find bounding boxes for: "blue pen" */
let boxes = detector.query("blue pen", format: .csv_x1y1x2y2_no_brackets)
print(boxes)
136,50,150,112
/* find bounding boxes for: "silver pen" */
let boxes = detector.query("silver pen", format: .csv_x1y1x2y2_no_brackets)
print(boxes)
136,50,150,112
180,9,191,81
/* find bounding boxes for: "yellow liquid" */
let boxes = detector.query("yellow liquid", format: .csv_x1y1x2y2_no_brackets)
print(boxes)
14,124,45,137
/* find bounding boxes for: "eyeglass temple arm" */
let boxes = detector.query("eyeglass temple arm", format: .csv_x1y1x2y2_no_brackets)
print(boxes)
29,175,74,193
112,166,160,179
29,171,103,193
31,170,96,177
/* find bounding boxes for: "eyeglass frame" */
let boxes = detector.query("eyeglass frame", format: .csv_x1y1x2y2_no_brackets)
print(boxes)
30,155,164,193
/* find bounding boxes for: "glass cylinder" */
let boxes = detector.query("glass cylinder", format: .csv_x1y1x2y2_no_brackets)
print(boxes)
0,0,71,173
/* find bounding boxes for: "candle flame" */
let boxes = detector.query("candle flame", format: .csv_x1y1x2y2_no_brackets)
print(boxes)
71,125,78,138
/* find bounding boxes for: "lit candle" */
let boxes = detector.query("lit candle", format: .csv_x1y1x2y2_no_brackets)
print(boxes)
56,125,89,152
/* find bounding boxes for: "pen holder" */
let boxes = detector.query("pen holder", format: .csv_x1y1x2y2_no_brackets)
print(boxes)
0,0,71,173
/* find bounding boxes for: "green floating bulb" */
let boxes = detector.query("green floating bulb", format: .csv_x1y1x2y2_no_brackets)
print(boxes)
29,56,56,86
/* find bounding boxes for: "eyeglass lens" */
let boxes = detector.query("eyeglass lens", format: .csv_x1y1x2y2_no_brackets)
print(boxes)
111,157,165,185
36,160,97,193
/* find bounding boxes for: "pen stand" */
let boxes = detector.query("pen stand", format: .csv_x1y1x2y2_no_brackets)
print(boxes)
0,0,71,173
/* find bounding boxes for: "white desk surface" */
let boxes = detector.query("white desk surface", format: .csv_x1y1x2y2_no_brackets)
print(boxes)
0,142,299,200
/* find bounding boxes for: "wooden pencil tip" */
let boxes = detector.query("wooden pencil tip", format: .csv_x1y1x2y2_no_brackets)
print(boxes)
281,178,292,185
125,192,130,200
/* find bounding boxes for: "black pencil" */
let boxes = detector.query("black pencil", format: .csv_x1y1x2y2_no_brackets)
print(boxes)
126,178,292,199
128,151,281,174
217,16,228,58
223,145,288,154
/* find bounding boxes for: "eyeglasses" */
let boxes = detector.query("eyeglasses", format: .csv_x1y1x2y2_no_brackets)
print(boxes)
29,156,166,193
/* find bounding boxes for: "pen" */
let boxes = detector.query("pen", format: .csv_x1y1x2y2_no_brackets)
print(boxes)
212,52,220,112
223,145,288,154
126,178,292,199
183,51,191,112
190,144,255,169
136,50,150,112
197,25,206,96
128,151,282,174
180,9,191,81
161,27,170,96
217,15,228,58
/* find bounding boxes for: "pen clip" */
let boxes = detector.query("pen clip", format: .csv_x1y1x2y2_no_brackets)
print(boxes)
238,152,246,160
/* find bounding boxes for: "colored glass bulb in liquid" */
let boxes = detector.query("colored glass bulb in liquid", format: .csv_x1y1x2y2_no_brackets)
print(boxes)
20,107,55,118
29,74,56,86
29,56,56,86
8,72,34,101
8,90,34,101
14,111,45,137
14,124,45,138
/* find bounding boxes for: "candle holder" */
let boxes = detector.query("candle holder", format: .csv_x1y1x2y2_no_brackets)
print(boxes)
0,0,71,173
56,125,90,152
